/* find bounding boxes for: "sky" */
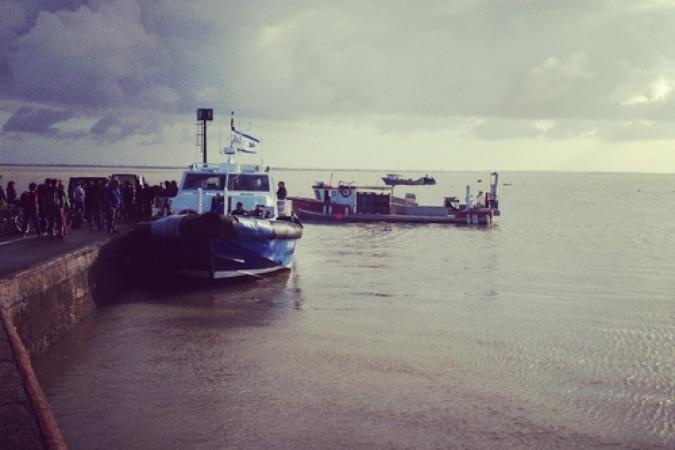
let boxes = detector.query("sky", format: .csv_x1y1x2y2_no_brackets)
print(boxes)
2,0,675,172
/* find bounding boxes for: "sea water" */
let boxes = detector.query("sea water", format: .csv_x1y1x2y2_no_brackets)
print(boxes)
4,166,670,449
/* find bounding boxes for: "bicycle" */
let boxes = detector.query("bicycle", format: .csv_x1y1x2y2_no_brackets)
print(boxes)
0,204,25,236
0,209,11,236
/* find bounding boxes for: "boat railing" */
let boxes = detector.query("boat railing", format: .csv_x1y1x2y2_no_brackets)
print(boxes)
190,162,224,170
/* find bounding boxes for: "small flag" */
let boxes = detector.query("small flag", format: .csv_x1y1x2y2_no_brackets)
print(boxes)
232,129,259,152
230,111,260,153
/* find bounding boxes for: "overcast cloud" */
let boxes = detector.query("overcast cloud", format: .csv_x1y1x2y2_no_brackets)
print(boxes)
2,0,675,171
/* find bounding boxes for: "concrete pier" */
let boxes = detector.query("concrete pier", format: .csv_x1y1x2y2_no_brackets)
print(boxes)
0,227,136,449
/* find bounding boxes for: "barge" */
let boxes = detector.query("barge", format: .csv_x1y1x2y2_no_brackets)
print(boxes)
290,172,500,226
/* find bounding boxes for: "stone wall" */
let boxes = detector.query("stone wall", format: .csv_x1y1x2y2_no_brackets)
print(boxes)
0,232,134,356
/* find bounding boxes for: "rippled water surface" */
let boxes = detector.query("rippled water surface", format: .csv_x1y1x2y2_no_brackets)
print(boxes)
23,169,675,449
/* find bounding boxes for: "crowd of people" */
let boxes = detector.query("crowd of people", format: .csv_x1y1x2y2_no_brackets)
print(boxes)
1,174,290,239
0,174,180,239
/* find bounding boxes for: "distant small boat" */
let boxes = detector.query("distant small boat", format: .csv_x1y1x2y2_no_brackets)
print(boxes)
381,173,436,186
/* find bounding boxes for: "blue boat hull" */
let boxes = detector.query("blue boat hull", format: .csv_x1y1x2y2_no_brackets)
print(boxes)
148,214,302,279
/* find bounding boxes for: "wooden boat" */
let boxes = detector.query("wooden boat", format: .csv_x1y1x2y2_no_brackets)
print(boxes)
289,173,500,226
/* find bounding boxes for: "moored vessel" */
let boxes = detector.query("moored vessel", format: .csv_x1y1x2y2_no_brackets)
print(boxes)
144,109,302,279
290,172,500,226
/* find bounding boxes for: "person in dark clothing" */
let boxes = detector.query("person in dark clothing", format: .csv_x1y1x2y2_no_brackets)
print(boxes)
84,181,95,227
155,181,170,216
94,180,106,230
210,193,225,214
20,183,41,237
36,180,49,234
122,181,134,221
105,179,122,233
276,181,287,200
232,202,246,216
43,179,60,238
55,180,69,238
168,180,179,197
148,184,158,216
135,183,145,218
147,184,158,216
140,183,152,217
0,175,5,204
6,181,17,205
71,182,84,212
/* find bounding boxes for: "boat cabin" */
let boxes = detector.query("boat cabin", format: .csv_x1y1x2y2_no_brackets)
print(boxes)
311,182,394,215
171,163,290,218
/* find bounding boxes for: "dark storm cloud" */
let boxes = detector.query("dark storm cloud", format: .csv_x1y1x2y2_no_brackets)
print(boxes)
8,1,163,107
89,114,162,143
2,105,73,134
3,0,675,144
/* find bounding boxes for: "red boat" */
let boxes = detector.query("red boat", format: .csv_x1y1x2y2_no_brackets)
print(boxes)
289,173,501,226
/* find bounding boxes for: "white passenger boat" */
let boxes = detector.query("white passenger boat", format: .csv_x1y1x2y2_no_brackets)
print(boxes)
146,110,302,279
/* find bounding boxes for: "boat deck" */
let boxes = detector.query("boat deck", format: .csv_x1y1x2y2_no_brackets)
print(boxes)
297,208,494,225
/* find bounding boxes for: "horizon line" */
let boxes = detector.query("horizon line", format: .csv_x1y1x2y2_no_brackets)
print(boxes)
0,162,674,175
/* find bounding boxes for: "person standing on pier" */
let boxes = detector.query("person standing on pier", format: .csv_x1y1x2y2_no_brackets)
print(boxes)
71,182,85,212
135,183,145,218
105,179,122,233
37,179,49,235
0,175,6,204
43,179,60,238
84,181,94,227
122,181,134,221
146,184,156,217
6,181,17,205
20,183,41,238
93,180,105,230
55,180,69,238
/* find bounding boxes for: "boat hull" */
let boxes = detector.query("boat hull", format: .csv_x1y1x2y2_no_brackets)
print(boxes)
146,213,302,279
290,197,495,226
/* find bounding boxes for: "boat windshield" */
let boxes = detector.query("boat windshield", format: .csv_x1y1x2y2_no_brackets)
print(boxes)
182,173,226,190
227,174,270,192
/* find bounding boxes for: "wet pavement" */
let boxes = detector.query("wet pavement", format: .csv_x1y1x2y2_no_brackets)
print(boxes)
0,224,133,278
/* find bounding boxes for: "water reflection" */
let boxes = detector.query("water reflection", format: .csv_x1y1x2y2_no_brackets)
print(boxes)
116,270,292,307
34,270,303,450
